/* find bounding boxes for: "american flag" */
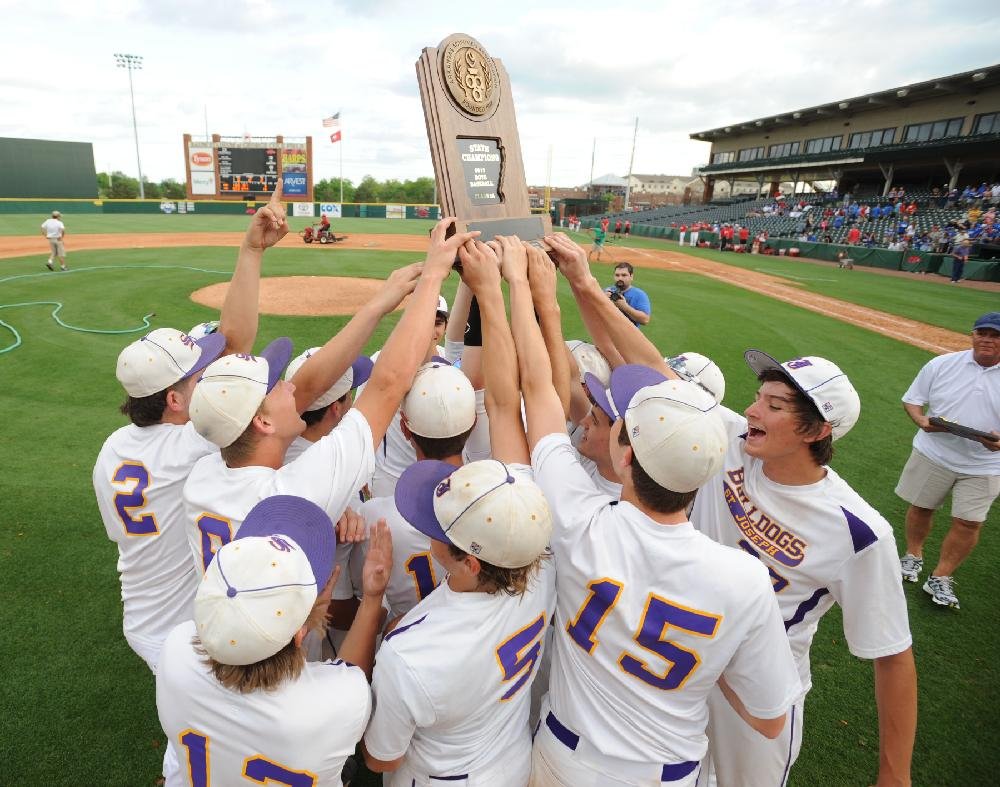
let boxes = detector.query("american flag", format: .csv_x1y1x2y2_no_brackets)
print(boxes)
322,112,340,128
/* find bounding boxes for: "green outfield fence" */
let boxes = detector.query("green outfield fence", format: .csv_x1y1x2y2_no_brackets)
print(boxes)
0,198,440,220
763,238,1000,282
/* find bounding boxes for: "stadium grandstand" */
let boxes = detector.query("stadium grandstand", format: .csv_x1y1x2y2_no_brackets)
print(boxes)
582,65,1000,279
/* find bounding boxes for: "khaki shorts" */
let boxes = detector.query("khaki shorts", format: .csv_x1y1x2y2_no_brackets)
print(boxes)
47,239,65,257
895,448,1000,522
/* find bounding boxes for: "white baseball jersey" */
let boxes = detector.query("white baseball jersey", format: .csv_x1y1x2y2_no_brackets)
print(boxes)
357,495,445,619
689,406,912,693
182,408,374,575
902,349,1000,474
364,561,556,786
157,621,370,787
93,422,217,670
568,422,622,498
531,433,800,765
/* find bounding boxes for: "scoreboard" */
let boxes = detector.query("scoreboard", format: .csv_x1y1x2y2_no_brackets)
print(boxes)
218,146,278,193
184,134,313,200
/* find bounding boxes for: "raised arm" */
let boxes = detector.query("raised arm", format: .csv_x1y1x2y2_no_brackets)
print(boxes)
219,182,288,354
507,243,569,450
527,242,572,420
458,237,528,464
546,233,672,377
354,218,479,448
289,261,421,413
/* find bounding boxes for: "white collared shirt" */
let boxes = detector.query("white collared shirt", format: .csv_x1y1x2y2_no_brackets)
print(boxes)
904,349,1000,474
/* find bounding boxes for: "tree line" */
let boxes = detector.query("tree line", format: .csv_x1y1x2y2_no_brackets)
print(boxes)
96,173,436,204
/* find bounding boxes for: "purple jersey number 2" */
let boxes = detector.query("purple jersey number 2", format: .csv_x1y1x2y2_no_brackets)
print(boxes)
112,462,158,536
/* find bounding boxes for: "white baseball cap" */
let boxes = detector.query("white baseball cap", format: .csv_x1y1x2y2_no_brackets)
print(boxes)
605,365,727,493
284,348,374,412
189,338,294,447
395,459,551,569
195,495,337,666
437,295,449,316
744,350,860,440
667,352,726,404
116,328,226,398
188,320,220,341
565,340,612,386
402,361,476,438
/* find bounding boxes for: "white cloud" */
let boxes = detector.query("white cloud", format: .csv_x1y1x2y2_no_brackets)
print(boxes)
1,0,995,187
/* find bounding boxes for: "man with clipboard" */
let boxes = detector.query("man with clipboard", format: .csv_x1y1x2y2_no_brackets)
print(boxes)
896,312,1000,609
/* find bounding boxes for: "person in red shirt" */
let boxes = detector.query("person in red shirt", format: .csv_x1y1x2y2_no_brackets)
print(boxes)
614,219,622,238
847,226,862,245
739,225,749,248
678,224,687,246
601,217,610,233
624,220,631,238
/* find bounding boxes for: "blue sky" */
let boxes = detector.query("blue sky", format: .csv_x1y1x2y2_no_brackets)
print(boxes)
2,0,996,187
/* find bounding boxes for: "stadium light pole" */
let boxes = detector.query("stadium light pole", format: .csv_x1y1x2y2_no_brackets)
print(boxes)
115,53,145,199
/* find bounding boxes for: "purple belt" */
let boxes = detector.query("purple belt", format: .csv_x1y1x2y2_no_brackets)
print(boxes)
544,711,698,782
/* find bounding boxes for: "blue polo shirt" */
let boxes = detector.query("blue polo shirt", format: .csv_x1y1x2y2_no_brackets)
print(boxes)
606,285,651,328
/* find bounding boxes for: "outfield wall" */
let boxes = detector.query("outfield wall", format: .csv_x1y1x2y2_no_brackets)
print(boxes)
0,198,439,219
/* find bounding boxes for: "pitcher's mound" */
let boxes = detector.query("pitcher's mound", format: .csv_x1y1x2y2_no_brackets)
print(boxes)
191,276,388,316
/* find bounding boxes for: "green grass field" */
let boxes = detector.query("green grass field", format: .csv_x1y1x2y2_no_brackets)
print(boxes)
0,214,437,236
1,217,997,785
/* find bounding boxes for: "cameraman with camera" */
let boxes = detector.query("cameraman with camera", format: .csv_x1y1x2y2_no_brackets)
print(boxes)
605,261,651,327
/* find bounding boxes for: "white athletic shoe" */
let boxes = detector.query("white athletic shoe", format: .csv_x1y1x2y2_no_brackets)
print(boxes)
46,259,54,271
60,264,67,271
900,553,923,583
923,575,960,609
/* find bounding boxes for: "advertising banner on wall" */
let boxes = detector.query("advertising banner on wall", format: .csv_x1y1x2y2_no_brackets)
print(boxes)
292,202,315,217
191,171,216,196
320,203,342,218
282,172,308,195
189,145,214,171
386,204,405,219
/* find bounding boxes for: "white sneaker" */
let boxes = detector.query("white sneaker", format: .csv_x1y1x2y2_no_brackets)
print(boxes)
923,575,960,609
900,554,923,583
46,259,54,271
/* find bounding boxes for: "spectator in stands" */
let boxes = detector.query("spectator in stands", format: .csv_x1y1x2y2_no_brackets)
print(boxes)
930,226,946,253
991,182,1000,206
863,232,876,248
946,188,959,207
605,262,651,327
951,229,971,283
833,214,844,230
847,226,862,245
967,205,982,225
906,201,918,216
823,233,833,243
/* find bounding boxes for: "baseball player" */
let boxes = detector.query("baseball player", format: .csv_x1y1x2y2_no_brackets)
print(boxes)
362,459,556,786
41,210,67,270
93,186,289,673
545,233,915,787
564,341,621,498
282,350,374,464
156,494,393,787
511,240,801,786
666,352,726,404
182,218,478,574
357,360,477,619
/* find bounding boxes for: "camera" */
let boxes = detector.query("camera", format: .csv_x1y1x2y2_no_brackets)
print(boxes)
609,289,623,302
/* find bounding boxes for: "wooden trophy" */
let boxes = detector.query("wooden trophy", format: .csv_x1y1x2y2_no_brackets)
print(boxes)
416,33,552,247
